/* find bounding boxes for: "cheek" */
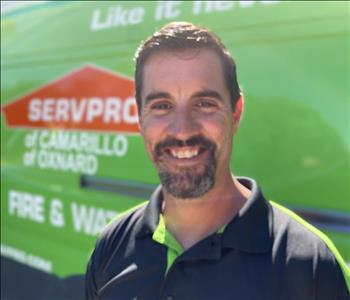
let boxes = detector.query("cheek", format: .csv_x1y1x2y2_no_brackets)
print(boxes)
141,118,166,151
142,118,165,137
141,132,156,163
201,114,233,158
200,113,233,139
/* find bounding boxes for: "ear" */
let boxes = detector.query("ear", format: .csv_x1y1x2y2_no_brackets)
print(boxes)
137,102,143,134
233,94,244,133
137,114,143,134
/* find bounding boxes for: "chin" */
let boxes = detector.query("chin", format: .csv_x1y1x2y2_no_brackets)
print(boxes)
159,167,215,199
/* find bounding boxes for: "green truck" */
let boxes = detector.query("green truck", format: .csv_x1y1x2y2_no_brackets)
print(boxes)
1,1,349,299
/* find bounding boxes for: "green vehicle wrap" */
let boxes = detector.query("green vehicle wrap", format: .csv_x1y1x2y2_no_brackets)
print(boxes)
1,1,349,298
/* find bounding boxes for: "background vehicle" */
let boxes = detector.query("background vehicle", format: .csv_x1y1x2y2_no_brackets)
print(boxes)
1,1,349,299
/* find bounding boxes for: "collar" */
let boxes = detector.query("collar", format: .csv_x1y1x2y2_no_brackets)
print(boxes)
135,185,163,237
136,177,273,254
221,177,273,253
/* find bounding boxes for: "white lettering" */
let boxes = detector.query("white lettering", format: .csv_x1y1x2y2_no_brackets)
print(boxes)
27,97,138,125
36,131,128,158
70,203,117,236
49,199,65,227
55,98,69,122
79,132,91,149
261,0,279,3
71,98,87,122
42,98,55,122
68,133,80,151
123,97,138,124
113,135,128,157
37,150,98,175
239,1,255,8
91,5,145,31
113,6,127,27
39,130,50,149
104,97,121,123
99,135,113,156
215,1,234,11
155,1,182,20
193,1,216,14
1,244,52,273
193,1,234,14
90,8,113,31
55,131,70,149
28,98,42,121
86,97,103,122
193,0,279,14
128,6,144,24
8,190,45,223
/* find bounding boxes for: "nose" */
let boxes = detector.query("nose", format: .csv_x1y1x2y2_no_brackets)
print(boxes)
166,107,200,141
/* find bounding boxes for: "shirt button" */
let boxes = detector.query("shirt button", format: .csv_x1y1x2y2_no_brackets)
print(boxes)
165,296,174,300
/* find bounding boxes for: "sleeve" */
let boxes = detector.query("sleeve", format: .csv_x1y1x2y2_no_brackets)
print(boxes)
85,213,119,300
84,205,145,300
315,242,350,300
85,248,100,300
335,264,350,300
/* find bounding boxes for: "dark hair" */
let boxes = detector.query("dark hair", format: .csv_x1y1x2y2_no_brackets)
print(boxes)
134,21,240,112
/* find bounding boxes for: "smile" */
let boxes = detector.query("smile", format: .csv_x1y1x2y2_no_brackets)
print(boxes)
163,146,208,161
154,135,216,165
170,148,199,159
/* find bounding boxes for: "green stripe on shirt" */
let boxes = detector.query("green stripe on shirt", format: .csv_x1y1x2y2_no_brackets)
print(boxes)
152,215,226,274
270,200,350,293
152,215,183,274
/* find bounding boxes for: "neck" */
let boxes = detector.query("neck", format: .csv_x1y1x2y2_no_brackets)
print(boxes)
162,173,251,251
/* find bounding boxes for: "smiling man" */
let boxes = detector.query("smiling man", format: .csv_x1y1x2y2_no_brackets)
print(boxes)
86,22,349,300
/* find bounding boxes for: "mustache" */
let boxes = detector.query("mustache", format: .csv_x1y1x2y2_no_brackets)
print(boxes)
154,135,216,157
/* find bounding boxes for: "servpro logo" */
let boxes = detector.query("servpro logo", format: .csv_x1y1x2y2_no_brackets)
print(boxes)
1,64,139,133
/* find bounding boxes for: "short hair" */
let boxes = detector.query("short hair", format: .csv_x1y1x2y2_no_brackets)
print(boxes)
134,22,240,112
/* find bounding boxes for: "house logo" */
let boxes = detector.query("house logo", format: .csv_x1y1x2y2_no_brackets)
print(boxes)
1,64,139,133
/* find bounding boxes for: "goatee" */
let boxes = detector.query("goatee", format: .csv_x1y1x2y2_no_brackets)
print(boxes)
154,135,217,199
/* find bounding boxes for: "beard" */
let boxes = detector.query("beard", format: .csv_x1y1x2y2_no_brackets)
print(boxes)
153,135,217,199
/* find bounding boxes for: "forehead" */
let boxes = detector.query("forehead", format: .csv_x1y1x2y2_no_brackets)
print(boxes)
141,48,229,101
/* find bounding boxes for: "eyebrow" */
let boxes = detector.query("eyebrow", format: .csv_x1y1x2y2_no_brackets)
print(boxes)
143,89,224,106
144,91,172,106
191,89,224,103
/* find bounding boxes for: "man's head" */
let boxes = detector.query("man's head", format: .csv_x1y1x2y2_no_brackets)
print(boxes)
135,22,243,199
134,22,240,113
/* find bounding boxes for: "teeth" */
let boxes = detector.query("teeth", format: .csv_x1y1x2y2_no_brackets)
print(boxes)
170,149,199,159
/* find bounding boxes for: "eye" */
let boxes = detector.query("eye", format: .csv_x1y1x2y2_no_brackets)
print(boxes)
196,99,218,109
151,102,172,110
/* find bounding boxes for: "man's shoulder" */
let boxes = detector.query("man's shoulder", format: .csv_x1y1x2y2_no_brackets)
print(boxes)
87,202,147,270
90,201,148,265
85,202,150,299
99,201,148,244
269,200,350,297
270,200,337,260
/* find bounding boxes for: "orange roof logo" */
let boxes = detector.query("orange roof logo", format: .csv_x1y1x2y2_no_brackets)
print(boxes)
1,64,139,133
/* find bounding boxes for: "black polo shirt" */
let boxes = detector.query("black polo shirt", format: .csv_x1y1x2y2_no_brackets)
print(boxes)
86,177,349,300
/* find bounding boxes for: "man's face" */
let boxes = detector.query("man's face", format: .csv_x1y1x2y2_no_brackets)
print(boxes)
139,48,237,199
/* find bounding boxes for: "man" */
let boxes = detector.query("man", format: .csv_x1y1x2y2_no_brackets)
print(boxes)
86,22,349,300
